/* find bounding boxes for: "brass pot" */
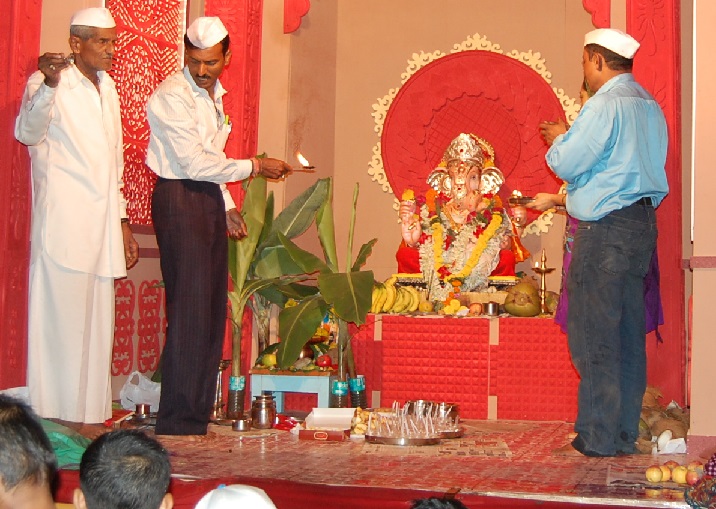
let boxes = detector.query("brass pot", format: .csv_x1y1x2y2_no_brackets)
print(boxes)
298,345,314,359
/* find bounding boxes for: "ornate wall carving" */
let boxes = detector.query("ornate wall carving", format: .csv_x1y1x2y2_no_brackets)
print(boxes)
284,0,310,33
137,280,165,372
373,34,580,237
583,0,611,28
107,0,185,225
112,280,136,376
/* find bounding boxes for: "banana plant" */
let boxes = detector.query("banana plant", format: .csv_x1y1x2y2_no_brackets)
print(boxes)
273,179,377,371
227,177,330,378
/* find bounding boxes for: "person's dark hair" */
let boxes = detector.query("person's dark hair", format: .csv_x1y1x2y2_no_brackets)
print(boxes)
79,429,171,509
70,25,97,40
0,394,57,490
184,34,231,55
410,497,469,509
585,43,633,71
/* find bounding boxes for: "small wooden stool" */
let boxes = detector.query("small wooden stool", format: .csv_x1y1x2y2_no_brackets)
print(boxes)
249,369,336,412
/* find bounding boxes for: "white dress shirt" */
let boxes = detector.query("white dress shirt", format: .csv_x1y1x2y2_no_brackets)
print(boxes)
145,67,254,210
15,65,127,278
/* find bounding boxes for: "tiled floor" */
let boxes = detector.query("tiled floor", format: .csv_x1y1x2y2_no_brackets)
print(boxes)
62,418,714,508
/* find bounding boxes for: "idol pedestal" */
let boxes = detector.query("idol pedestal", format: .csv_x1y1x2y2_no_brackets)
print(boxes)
272,314,579,421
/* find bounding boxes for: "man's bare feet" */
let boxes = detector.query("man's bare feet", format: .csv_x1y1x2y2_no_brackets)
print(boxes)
552,442,584,456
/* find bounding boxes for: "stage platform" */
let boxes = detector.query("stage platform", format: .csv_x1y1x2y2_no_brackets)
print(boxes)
54,419,710,509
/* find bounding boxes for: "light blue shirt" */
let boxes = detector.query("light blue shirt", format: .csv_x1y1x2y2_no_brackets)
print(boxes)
545,74,669,221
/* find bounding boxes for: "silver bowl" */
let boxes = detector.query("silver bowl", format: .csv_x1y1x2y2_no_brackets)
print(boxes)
232,418,252,432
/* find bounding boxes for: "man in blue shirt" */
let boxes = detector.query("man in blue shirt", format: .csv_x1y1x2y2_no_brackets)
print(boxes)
539,28,669,457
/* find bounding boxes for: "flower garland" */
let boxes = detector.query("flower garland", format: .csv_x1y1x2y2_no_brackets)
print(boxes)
432,211,503,284
405,189,507,300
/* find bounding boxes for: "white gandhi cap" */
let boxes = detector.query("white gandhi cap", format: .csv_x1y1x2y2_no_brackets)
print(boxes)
584,28,640,59
186,16,229,49
194,484,277,509
70,7,116,28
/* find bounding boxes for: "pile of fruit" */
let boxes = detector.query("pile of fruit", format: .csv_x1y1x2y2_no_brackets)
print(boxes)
645,460,704,485
369,275,559,317
253,341,336,372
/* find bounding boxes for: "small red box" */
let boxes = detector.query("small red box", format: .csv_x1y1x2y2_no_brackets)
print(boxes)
298,429,350,441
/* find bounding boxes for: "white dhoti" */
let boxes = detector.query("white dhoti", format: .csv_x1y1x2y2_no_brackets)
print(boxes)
27,252,114,423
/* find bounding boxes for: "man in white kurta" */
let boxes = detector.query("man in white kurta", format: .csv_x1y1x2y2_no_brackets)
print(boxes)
14,7,138,423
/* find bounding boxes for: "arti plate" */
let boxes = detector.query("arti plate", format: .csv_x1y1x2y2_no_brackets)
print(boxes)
439,426,465,439
508,196,534,205
365,435,440,446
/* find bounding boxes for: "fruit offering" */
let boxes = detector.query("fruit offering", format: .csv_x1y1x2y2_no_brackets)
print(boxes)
645,460,704,485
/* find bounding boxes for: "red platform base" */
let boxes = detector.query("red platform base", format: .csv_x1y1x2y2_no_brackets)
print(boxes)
281,315,579,422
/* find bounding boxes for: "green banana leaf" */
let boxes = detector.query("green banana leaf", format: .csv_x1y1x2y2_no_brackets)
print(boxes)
277,232,331,275
276,296,330,368
351,238,378,272
228,177,329,376
253,245,309,278
318,270,374,325
316,177,339,272
255,191,275,249
257,178,330,253
256,280,319,306
229,177,267,289
272,181,376,368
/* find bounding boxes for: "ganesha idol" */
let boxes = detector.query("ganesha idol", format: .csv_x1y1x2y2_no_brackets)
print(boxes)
397,133,529,302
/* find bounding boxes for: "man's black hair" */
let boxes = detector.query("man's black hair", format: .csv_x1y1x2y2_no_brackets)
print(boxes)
0,394,57,490
79,429,171,509
585,43,634,71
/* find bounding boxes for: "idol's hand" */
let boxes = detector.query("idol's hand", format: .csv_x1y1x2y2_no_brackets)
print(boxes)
399,200,421,247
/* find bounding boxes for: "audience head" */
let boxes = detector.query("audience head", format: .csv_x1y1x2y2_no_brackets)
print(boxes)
0,394,57,509
194,484,277,509
410,497,470,509
75,429,172,509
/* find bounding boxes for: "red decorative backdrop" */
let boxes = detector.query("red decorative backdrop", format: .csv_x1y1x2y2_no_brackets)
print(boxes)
113,280,136,376
137,280,165,373
381,51,565,203
0,0,40,388
107,0,184,225
583,0,611,28
628,0,684,404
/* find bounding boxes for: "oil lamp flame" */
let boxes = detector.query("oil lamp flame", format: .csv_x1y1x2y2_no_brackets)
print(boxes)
296,152,309,166
295,152,315,170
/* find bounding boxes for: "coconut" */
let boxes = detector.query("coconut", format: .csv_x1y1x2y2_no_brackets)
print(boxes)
650,417,688,439
503,281,541,317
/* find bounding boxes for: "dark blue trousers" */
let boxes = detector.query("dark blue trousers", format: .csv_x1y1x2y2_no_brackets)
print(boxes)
152,178,227,435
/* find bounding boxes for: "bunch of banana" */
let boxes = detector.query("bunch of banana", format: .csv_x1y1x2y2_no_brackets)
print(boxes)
381,276,398,312
371,277,421,314
390,285,420,313
370,283,387,313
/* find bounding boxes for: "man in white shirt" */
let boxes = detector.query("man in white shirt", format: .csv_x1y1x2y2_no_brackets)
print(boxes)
15,7,139,423
146,16,291,435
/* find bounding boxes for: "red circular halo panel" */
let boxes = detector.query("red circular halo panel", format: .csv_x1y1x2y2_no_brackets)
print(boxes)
381,51,566,202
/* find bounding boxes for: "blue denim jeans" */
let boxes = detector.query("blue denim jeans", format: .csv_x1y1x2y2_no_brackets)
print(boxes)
567,201,657,456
